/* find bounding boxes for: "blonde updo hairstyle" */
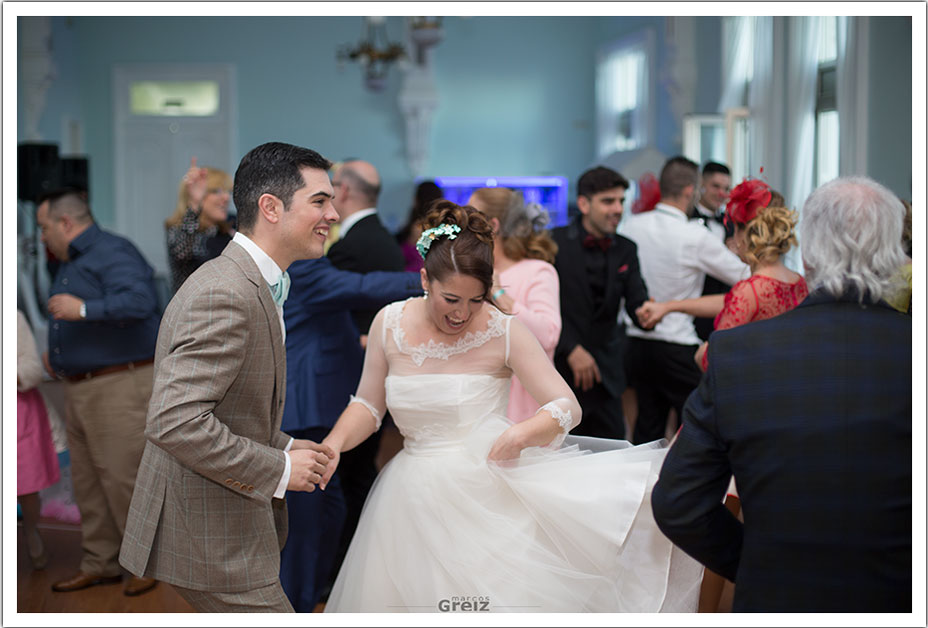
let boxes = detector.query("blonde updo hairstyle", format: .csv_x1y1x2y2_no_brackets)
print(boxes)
421,201,496,300
741,205,798,268
469,188,558,264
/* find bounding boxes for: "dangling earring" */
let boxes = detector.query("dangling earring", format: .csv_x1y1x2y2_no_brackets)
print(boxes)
423,290,429,300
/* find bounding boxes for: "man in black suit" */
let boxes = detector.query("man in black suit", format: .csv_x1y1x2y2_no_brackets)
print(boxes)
652,176,912,612
551,166,649,440
327,160,406,335
324,158,405,594
692,161,733,341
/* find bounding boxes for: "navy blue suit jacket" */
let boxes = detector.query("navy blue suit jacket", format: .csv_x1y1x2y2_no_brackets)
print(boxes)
652,289,911,612
282,257,421,433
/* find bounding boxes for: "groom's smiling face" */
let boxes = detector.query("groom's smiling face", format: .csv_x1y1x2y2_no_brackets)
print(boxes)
280,167,338,260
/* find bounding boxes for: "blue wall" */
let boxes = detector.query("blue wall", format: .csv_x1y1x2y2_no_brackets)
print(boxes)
867,16,912,200
45,16,601,228
19,15,913,230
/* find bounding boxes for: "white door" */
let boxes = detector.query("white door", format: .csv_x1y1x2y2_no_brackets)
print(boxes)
113,64,236,282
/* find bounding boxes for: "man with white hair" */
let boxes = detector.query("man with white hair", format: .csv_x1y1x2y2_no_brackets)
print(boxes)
651,176,912,612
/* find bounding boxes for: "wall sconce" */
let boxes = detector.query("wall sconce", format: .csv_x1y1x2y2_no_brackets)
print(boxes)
336,16,406,92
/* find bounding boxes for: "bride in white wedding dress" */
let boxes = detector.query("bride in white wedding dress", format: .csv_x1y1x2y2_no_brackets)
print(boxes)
321,202,702,613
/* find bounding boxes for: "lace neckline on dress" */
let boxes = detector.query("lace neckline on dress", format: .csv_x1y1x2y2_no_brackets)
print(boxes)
385,298,507,366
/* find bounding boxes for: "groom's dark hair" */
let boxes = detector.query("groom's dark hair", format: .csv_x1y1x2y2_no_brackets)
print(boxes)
233,142,332,233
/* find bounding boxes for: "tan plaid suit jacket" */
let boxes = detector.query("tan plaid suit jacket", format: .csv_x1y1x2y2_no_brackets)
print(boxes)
120,242,292,592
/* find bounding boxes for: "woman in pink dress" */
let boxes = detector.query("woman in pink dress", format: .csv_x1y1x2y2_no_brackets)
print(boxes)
17,310,61,569
636,179,808,370
467,188,561,422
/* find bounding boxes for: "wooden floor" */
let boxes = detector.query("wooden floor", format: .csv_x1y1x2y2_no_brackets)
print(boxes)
16,521,195,613
17,420,732,613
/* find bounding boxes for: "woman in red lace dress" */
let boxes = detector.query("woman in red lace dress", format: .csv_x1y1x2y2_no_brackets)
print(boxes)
636,179,808,370
636,179,808,612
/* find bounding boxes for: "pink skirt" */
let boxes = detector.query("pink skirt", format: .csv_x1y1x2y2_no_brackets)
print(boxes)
17,389,60,495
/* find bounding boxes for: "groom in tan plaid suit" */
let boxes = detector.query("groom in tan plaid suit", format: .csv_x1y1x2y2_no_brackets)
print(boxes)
120,142,339,612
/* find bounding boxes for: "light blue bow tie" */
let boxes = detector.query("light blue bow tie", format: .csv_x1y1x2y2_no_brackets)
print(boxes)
269,271,290,307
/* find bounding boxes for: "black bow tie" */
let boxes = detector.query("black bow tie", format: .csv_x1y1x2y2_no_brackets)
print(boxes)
583,234,612,251
701,211,725,225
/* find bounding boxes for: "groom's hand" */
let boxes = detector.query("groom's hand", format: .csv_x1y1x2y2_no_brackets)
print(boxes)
318,438,342,492
287,441,335,492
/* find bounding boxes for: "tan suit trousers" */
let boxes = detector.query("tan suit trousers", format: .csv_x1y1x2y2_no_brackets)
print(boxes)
65,364,152,575
173,582,294,612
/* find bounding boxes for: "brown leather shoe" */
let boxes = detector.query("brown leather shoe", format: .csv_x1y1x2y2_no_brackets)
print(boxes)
51,571,122,592
124,576,158,597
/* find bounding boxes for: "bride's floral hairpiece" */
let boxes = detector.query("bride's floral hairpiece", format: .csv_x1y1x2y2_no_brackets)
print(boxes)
416,223,462,259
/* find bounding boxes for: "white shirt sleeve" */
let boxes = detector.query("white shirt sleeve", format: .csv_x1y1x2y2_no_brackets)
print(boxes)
273,437,294,498
693,229,750,286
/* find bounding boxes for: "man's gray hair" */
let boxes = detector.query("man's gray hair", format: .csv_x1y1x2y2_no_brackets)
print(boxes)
801,176,906,302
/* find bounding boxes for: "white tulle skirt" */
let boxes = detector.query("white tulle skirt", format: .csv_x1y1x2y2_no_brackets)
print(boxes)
325,415,702,613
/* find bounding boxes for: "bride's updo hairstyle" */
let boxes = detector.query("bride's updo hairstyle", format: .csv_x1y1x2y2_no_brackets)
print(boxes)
743,205,799,268
421,201,496,300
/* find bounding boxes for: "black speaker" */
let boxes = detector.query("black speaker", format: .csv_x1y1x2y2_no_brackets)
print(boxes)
60,156,90,197
18,143,60,203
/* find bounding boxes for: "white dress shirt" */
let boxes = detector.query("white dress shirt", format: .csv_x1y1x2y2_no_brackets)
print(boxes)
232,232,293,497
338,207,377,239
619,203,750,346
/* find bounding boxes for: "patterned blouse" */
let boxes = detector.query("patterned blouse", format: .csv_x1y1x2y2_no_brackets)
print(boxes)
702,273,809,370
166,208,231,294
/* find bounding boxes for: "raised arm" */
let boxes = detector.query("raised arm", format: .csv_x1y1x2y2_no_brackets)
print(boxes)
286,258,420,320
488,317,582,460
320,307,390,488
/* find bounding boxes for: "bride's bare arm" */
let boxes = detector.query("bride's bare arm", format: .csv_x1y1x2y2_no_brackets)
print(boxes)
321,309,390,488
488,318,582,460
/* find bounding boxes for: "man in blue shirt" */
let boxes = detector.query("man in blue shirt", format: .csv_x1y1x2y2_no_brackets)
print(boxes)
37,188,161,597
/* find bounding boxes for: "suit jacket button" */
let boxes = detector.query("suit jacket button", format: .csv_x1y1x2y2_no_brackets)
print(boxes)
247,485,254,492
225,478,234,486
232,481,242,489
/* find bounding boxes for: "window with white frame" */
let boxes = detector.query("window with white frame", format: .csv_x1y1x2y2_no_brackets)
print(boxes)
595,30,654,157
815,16,839,187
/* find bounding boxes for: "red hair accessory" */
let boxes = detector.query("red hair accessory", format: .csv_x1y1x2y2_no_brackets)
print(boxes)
632,172,660,214
726,178,771,225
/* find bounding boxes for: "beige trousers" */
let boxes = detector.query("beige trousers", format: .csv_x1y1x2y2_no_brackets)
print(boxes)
173,582,295,612
64,364,152,576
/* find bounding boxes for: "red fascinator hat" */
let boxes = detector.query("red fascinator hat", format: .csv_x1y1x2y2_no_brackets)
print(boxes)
632,172,661,214
725,178,771,226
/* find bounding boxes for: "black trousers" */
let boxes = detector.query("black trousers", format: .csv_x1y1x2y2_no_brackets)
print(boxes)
568,382,626,440
626,337,702,444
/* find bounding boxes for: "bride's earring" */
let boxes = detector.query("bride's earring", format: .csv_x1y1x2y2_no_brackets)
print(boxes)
424,290,429,300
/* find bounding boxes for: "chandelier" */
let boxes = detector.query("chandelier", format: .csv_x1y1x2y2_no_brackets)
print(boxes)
337,17,444,92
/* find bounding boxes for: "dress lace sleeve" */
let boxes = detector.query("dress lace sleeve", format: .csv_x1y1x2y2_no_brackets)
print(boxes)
713,278,759,331
350,306,390,430
506,318,581,446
